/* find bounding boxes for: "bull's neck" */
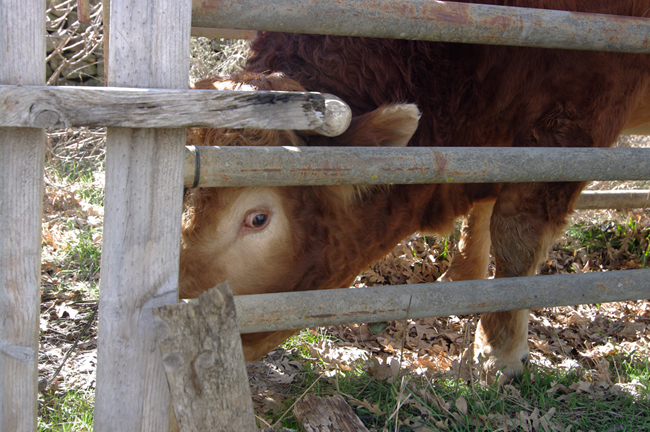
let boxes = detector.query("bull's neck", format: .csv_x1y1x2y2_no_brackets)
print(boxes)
295,183,466,293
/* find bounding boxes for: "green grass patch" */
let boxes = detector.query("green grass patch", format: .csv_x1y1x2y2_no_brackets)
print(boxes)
262,330,650,431
39,390,94,432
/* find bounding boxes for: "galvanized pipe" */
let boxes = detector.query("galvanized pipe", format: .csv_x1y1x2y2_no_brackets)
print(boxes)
574,190,649,210
183,146,650,187
233,270,650,333
191,0,650,53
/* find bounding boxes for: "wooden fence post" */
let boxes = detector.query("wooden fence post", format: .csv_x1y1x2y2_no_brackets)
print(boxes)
153,282,257,431
93,0,191,430
0,1,45,431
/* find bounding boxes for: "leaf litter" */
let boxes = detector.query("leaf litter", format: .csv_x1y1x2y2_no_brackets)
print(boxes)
39,132,650,430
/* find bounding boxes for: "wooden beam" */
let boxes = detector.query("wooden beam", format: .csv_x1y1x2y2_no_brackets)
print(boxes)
0,85,351,135
93,0,191,430
153,282,256,432
0,1,45,431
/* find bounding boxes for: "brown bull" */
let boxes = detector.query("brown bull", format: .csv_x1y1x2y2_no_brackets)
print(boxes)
180,0,650,380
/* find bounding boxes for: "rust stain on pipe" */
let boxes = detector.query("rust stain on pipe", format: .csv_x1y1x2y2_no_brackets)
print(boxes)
432,149,448,173
420,2,471,25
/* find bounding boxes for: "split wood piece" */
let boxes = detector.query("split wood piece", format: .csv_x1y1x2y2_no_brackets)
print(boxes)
0,85,351,136
293,394,369,432
153,282,257,432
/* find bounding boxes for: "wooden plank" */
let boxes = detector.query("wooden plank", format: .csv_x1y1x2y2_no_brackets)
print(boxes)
293,394,369,432
0,85,350,134
153,282,256,432
0,1,45,431
93,0,191,430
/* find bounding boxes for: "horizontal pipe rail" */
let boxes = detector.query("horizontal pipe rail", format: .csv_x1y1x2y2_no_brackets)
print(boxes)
232,270,650,333
190,27,255,40
0,85,351,136
191,0,650,53
183,146,650,187
574,190,649,210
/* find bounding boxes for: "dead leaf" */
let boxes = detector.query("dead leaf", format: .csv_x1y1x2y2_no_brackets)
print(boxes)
455,396,468,415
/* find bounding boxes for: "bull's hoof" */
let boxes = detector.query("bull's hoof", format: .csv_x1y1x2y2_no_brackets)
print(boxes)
474,343,529,384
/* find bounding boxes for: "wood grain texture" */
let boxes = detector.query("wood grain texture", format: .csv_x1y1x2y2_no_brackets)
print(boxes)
0,1,45,431
153,282,256,432
93,0,190,430
293,394,369,432
0,85,336,131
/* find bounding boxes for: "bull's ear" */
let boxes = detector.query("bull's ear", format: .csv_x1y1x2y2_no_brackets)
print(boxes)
332,104,420,147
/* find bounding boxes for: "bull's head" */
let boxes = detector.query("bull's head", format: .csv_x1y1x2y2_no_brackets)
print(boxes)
179,72,421,360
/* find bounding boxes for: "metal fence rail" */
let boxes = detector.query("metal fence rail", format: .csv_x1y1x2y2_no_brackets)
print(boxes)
233,270,650,333
574,190,649,210
184,146,650,187
192,0,650,53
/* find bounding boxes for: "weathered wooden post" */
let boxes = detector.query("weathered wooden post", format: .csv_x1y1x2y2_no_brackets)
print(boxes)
153,282,257,431
93,0,191,430
0,1,45,431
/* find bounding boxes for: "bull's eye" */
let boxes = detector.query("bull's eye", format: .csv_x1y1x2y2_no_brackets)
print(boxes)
244,211,269,229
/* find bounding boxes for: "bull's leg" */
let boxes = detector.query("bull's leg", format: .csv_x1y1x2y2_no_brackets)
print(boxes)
241,329,299,362
440,201,495,282
475,182,584,381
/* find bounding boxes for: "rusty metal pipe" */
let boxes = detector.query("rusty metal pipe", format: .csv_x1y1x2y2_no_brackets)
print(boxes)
232,270,650,333
183,146,650,187
191,0,650,53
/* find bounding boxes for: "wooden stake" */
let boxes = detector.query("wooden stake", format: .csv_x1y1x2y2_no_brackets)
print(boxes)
153,282,257,432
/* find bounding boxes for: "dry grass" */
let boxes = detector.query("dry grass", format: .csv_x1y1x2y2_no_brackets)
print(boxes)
189,37,250,84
